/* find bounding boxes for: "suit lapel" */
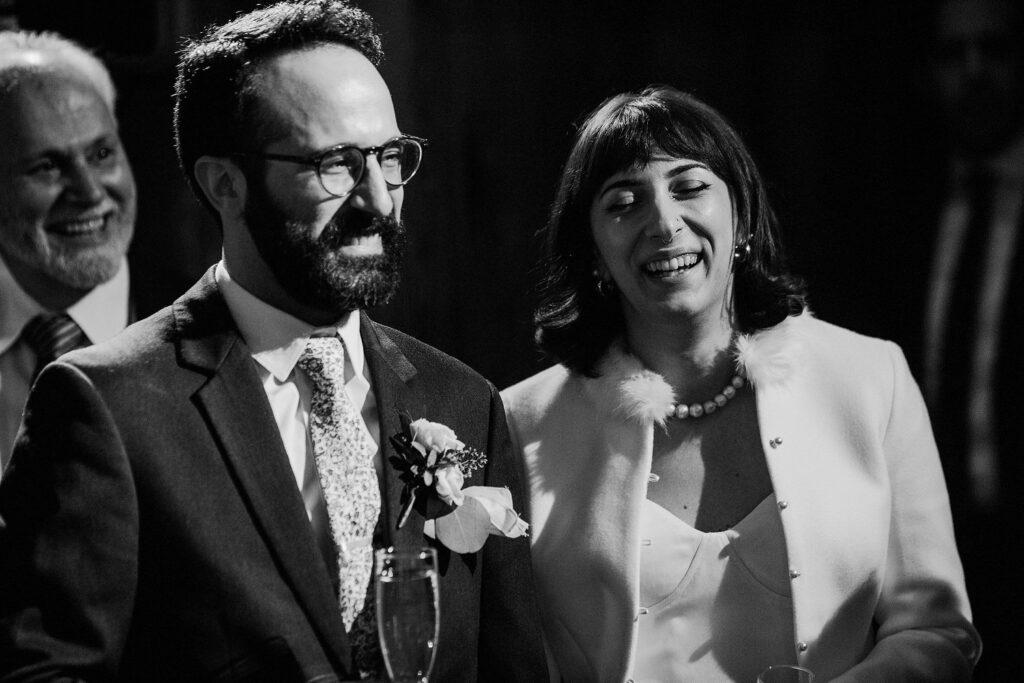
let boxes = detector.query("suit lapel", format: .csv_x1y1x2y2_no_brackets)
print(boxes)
360,316,423,550
174,270,352,672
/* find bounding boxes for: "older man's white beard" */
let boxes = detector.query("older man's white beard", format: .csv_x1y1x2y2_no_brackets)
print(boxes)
0,226,130,291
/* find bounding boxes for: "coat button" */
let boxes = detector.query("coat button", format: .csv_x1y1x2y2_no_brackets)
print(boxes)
769,437,783,448
778,500,789,510
789,568,801,579
797,641,808,652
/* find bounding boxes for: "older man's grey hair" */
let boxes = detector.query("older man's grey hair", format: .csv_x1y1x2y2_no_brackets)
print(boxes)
0,30,116,108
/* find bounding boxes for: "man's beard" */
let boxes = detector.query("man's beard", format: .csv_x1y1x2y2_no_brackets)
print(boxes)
243,187,406,316
0,205,135,292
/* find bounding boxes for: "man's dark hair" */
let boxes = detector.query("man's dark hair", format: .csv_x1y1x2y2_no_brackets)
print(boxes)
535,85,807,376
173,0,384,217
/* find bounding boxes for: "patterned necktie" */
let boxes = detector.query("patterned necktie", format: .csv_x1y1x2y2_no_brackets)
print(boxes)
297,336,382,677
21,312,89,379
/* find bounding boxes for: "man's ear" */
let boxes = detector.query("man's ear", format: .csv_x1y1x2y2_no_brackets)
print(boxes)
193,156,248,220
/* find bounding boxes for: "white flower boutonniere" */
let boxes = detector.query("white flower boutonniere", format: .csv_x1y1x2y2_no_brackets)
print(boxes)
388,413,529,553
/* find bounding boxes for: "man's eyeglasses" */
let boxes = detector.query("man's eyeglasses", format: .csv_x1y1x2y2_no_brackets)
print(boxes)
233,135,424,198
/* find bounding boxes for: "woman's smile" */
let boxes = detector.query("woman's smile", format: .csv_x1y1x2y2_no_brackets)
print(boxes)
642,251,702,277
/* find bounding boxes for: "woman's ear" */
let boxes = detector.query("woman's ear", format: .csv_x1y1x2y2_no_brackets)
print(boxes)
193,155,248,223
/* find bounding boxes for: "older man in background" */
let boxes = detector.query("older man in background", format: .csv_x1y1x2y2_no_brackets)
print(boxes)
0,30,136,470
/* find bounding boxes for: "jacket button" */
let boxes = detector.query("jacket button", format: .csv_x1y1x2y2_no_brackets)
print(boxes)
797,641,808,652
769,437,783,448
778,500,789,510
789,568,801,579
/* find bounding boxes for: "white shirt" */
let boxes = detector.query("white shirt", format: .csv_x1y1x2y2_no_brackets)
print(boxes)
215,261,380,528
0,255,131,470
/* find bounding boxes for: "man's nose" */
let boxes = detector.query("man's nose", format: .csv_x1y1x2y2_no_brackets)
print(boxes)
346,155,394,217
65,161,106,205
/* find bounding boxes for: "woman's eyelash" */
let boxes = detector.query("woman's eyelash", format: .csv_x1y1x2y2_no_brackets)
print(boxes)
604,181,708,212
675,182,709,194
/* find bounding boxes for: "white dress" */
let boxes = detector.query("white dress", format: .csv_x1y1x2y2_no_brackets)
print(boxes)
631,494,796,682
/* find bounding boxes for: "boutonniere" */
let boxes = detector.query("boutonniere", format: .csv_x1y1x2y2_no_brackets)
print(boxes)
388,413,529,553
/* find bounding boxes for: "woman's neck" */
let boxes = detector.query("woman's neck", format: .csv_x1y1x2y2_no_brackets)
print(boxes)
624,309,737,403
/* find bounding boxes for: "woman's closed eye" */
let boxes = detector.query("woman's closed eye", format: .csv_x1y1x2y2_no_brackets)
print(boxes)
605,191,639,213
671,180,710,199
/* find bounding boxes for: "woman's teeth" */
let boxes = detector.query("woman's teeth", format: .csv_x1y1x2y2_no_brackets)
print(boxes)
644,253,699,274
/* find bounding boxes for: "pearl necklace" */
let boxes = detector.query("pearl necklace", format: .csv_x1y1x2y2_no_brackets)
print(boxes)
666,372,746,419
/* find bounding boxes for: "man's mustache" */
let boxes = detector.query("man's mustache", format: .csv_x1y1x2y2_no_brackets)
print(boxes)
320,210,401,247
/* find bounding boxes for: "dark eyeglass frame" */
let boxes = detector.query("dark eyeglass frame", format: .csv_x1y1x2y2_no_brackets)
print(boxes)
232,134,425,198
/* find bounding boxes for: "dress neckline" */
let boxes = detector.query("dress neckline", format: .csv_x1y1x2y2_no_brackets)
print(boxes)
644,492,776,536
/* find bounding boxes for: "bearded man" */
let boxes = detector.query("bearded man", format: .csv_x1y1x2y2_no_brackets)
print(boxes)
0,2,546,681
0,30,137,469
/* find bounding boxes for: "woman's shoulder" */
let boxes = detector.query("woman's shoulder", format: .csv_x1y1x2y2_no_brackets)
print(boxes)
745,311,911,391
503,363,571,398
752,310,899,358
795,313,906,370
501,364,573,417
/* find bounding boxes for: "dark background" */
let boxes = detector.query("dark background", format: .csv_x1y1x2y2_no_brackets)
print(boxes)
3,0,947,389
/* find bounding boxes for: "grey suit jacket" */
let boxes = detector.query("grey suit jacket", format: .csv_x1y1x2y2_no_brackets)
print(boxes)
0,268,546,682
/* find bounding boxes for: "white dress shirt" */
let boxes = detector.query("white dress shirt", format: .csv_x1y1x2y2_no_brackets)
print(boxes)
215,262,381,534
0,255,131,470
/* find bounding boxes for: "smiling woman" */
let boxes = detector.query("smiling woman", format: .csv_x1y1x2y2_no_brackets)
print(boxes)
590,157,738,337
531,87,804,380
501,86,981,682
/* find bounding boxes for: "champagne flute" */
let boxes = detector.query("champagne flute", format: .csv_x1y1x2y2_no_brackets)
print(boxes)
757,664,815,683
375,547,440,683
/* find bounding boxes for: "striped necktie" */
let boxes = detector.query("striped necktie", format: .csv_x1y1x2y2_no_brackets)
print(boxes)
297,335,382,677
21,312,89,379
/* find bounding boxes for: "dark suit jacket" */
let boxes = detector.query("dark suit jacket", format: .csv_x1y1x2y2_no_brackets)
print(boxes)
0,269,547,682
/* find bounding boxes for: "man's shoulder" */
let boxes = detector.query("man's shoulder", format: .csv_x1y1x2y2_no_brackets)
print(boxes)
64,271,224,375
366,319,489,387
65,305,177,370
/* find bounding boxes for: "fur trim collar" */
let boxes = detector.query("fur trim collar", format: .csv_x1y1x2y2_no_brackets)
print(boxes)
583,312,809,426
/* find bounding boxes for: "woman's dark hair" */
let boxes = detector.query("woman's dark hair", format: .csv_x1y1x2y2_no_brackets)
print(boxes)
535,85,807,376
172,0,383,219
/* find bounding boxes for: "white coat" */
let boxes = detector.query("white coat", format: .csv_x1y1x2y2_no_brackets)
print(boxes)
502,313,980,682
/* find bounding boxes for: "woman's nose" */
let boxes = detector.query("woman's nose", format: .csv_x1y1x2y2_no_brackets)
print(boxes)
646,194,682,242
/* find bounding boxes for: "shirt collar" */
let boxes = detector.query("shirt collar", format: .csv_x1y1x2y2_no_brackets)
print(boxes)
0,254,130,355
215,261,364,382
